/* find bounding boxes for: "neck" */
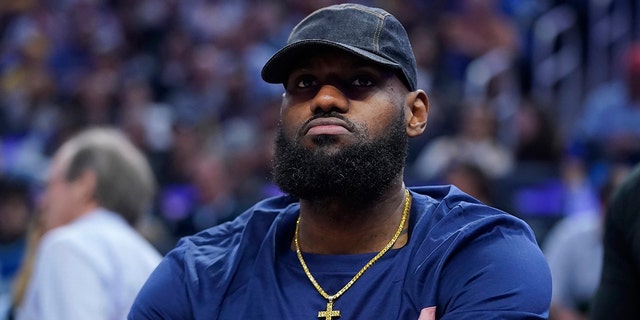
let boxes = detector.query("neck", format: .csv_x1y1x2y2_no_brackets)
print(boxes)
295,182,409,254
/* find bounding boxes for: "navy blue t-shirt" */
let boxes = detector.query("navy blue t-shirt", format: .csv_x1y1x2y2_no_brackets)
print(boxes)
129,186,551,319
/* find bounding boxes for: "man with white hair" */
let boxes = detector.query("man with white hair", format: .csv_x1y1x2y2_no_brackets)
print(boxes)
17,127,161,320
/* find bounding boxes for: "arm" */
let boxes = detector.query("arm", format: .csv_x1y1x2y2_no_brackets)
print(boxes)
436,219,552,319
128,247,193,320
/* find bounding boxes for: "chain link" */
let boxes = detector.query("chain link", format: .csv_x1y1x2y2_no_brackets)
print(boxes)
294,189,412,302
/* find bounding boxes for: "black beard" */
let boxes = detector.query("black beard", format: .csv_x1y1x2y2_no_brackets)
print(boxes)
272,110,408,207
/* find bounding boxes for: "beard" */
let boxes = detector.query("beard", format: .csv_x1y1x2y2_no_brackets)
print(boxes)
272,109,408,207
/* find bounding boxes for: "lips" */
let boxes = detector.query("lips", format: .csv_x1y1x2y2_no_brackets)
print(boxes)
303,117,352,136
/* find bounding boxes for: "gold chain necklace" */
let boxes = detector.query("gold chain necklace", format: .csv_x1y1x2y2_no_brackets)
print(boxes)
294,189,412,320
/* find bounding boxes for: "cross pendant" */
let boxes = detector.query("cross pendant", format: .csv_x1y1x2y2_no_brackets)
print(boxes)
318,300,341,320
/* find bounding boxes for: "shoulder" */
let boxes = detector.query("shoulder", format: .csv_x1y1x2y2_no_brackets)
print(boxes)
129,195,298,318
152,194,298,284
38,221,87,255
408,184,543,270
175,194,297,256
409,185,534,239
407,186,551,316
39,209,152,255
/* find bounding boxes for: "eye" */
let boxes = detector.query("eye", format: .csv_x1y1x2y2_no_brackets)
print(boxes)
295,75,317,88
351,75,375,87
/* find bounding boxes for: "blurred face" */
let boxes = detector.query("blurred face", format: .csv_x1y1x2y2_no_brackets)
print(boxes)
461,106,496,139
40,148,83,231
272,49,411,205
0,195,30,243
191,155,227,202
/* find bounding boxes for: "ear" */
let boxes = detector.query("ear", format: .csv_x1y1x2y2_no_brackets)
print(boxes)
405,90,429,137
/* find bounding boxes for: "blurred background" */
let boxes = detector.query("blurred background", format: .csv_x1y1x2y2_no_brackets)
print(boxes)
0,0,639,318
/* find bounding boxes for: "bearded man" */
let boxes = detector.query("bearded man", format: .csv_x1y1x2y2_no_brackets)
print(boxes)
130,4,551,319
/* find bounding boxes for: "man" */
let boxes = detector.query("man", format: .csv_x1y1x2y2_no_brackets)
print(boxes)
544,166,628,319
130,4,551,319
591,163,640,319
577,42,640,164
17,128,162,320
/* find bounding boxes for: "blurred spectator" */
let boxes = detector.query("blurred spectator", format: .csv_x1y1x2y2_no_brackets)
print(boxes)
591,162,640,319
543,165,629,320
0,176,32,276
514,98,563,165
116,77,175,183
496,98,565,218
7,208,42,320
442,161,495,206
405,22,452,163
15,127,161,320
412,101,513,182
410,23,440,93
439,0,520,82
0,175,32,317
576,42,640,165
160,121,204,186
169,152,241,239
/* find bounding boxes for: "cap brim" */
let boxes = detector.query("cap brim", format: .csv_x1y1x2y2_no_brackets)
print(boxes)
261,39,401,84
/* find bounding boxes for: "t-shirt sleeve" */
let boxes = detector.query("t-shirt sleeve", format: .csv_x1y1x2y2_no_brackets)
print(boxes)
128,245,192,320
436,214,552,319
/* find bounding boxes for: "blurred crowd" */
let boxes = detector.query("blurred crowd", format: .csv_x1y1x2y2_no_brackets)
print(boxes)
1,0,640,318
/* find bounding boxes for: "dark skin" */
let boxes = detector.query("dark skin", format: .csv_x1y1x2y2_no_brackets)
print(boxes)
282,50,429,254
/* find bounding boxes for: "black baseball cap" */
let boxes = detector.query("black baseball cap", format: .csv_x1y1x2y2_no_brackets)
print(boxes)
261,3,417,91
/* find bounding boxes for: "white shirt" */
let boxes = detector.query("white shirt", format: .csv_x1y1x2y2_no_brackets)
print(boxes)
17,209,162,320
543,214,603,310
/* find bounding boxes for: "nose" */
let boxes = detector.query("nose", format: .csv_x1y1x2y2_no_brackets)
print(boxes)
310,84,349,114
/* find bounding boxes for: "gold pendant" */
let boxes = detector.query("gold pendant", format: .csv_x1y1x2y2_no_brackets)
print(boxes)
318,299,341,320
